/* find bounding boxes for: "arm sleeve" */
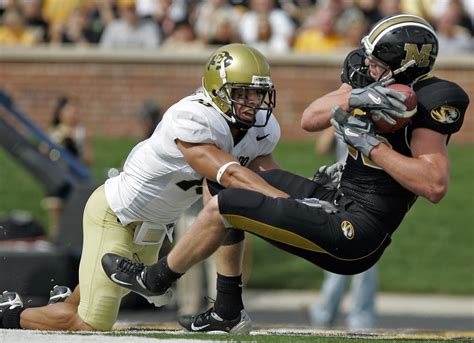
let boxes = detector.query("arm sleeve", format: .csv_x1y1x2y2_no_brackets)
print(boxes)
412,79,469,135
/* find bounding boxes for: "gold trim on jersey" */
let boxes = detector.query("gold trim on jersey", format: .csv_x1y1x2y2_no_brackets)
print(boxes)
222,214,392,261
224,214,327,253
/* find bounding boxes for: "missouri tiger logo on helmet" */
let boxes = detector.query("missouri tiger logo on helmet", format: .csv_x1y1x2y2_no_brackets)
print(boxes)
202,43,276,130
361,14,438,85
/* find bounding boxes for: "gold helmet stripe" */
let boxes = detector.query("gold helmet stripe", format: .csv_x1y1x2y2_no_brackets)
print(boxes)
367,14,435,46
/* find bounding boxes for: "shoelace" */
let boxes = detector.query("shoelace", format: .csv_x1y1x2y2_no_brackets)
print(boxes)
198,297,217,321
117,258,144,275
195,307,214,322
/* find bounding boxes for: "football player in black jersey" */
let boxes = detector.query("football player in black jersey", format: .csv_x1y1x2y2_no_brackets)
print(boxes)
100,15,470,333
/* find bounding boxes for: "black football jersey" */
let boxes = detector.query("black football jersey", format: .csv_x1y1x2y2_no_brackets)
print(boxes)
339,50,470,233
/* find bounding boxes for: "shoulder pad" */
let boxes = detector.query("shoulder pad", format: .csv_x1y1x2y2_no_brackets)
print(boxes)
169,99,229,147
412,77,469,134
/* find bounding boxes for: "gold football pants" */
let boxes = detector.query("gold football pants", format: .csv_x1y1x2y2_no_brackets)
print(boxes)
78,185,160,330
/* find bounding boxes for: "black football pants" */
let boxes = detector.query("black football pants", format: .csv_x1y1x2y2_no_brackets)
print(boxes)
215,169,391,275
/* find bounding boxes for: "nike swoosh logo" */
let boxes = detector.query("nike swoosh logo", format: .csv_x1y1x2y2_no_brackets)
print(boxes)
191,323,210,331
111,273,132,286
368,93,382,104
256,134,270,141
344,128,360,137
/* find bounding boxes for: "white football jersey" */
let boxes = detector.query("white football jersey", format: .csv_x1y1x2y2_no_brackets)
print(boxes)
105,91,280,226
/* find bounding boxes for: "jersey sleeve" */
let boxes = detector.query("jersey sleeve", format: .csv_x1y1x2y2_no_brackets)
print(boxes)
412,78,469,135
169,107,230,150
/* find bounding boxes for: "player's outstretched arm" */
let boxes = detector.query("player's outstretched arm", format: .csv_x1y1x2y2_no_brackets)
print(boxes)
176,140,287,198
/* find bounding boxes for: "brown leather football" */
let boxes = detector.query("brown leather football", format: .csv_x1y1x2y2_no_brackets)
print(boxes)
374,83,417,134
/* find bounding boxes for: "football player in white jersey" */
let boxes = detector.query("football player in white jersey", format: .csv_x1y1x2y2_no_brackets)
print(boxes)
0,44,288,331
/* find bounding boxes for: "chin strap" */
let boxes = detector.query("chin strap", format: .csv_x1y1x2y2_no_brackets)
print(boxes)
379,59,416,83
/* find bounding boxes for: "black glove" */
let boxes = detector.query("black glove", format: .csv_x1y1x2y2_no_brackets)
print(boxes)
349,79,406,125
330,106,381,157
294,198,338,214
313,162,344,190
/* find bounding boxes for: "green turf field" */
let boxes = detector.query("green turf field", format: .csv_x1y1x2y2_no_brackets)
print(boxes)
1,327,470,342
0,138,472,295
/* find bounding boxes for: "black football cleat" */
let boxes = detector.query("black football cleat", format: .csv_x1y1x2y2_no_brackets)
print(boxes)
48,285,72,304
101,253,172,307
0,291,23,325
178,307,252,334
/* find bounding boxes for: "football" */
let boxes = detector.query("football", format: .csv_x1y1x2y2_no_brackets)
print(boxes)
373,83,417,134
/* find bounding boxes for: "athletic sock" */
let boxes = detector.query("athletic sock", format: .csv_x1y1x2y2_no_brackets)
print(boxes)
214,273,244,320
2,307,24,329
144,256,183,293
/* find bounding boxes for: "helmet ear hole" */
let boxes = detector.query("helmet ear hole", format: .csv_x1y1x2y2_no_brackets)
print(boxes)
216,89,226,99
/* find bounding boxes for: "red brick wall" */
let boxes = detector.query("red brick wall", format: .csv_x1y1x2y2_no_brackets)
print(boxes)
0,49,472,143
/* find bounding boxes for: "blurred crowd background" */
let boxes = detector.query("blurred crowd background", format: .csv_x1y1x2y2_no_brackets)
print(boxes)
0,0,473,55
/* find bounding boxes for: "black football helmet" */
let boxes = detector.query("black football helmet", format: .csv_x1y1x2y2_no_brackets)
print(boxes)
361,14,438,85
341,48,373,88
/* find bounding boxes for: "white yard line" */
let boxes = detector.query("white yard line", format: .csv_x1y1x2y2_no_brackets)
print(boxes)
2,328,472,342
0,329,214,343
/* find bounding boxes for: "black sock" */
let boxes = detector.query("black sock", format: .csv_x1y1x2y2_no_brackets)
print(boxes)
144,256,183,293
214,273,244,320
2,307,24,329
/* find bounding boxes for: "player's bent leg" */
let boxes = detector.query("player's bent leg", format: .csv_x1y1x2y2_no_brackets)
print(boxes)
218,187,390,275
0,289,92,331
178,205,251,333
78,185,160,330
20,302,93,331
167,196,229,274
216,231,245,276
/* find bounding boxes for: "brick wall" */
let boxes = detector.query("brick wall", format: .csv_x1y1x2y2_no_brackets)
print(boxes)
1,48,472,143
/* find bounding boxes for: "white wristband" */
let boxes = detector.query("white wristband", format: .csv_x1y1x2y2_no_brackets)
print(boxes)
216,161,240,185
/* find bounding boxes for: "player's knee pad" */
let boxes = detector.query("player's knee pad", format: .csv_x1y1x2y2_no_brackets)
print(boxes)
221,228,245,245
